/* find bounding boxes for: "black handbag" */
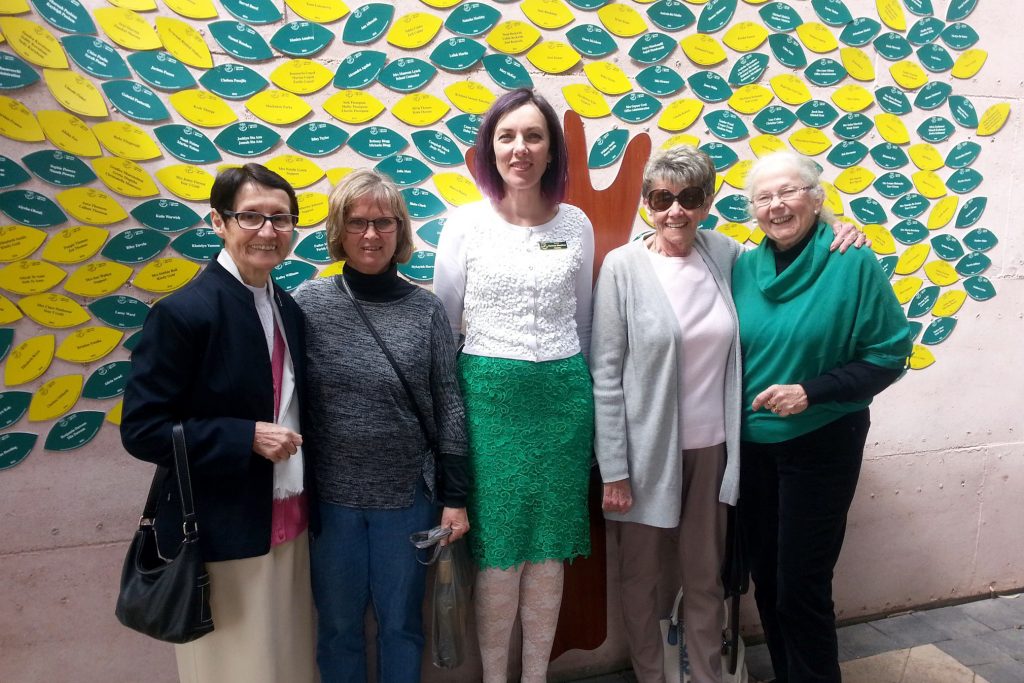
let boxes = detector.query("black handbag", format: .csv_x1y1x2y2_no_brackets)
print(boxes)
115,423,214,643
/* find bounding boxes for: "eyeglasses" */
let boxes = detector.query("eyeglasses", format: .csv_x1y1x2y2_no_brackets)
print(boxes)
222,210,297,232
646,187,707,212
344,217,400,234
750,186,814,208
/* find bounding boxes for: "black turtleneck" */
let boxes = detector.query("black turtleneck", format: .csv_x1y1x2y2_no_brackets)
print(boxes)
340,264,417,302
769,224,904,405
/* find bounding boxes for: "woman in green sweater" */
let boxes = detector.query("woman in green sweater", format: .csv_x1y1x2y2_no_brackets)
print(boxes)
732,151,912,683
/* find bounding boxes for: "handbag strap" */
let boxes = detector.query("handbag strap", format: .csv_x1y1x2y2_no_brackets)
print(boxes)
140,423,199,539
340,276,437,451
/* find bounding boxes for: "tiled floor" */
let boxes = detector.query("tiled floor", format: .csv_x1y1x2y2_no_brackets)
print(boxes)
572,594,1024,683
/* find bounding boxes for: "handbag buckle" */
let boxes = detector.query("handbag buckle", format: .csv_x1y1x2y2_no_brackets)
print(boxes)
139,516,155,527
182,518,199,538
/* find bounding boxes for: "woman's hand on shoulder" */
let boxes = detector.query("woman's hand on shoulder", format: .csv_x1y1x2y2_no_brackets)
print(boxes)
440,506,470,544
602,479,633,514
252,421,303,463
752,384,808,418
830,220,871,253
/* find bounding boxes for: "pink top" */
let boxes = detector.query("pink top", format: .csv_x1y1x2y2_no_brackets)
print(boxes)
271,493,308,546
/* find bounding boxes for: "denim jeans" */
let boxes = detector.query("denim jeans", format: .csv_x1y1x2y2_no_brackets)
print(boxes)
310,485,436,683
740,409,870,683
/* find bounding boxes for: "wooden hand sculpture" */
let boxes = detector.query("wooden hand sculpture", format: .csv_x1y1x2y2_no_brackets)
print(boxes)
466,110,652,281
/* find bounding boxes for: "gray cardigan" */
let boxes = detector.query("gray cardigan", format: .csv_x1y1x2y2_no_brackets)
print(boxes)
590,231,743,527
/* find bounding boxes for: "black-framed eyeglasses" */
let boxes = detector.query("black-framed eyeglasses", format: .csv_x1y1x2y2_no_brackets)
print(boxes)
344,217,400,234
222,210,297,232
750,186,813,208
646,187,707,212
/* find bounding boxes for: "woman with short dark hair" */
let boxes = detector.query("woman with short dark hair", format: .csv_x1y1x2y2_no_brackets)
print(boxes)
434,88,594,682
295,169,469,683
121,163,315,682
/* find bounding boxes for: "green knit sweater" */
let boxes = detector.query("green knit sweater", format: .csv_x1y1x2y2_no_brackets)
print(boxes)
733,221,912,444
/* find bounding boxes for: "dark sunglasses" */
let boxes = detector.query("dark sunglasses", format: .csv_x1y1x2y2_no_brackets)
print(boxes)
646,187,707,212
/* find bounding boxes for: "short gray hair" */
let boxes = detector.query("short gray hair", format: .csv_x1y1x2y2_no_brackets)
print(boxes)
641,145,716,200
745,151,833,222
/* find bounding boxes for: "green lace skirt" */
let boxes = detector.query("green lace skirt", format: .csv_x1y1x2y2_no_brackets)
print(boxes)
458,353,593,569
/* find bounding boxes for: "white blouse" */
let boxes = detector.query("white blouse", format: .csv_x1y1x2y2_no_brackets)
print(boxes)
433,200,594,363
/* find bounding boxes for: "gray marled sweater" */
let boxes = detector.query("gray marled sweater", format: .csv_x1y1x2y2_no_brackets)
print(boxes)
294,273,468,509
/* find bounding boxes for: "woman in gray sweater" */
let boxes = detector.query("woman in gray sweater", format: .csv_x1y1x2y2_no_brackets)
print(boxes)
294,170,469,683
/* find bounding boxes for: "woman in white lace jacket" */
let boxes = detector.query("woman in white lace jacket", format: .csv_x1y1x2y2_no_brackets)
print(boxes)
433,88,594,683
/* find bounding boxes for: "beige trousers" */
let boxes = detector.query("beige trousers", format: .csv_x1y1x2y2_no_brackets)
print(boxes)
175,531,316,683
614,443,728,683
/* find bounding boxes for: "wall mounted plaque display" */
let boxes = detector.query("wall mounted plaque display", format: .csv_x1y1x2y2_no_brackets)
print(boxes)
5,334,55,386
92,156,159,197
170,227,222,261
0,260,66,295
873,171,913,199
892,193,930,219
43,71,109,119
199,63,268,100
54,187,126,225
40,226,108,264
722,21,768,53
921,317,956,346
955,251,989,277
482,54,533,90
768,33,807,68
804,57,846,87
892,219,929,246
63,260,133,298
728,84,774,115
60,36,130,80
209,21,274,61
101,80,170,122
402,187,446,219
0,97,44,143
433,171,483,206
445,113,482,145
963,276,994,302
445,2,501,37
955,196,985,228
752,105,797,135
100,228,169,264
269,59,333,95
0,226,45,263
826,139,868,168
839,17,881,47
612,93,662,124
392,93,450,127
30,0,95,34
629,32,675,64
564,84,610,118
947,95,978,128
343,3,394,44
88,296,149,330
760,3,802,32
565,24,617,58
222,0,281,24
375,154,432,187
154,164,215,201
348,126,408,159
44,411,104,451
93,8,162,51
704,110,748,141
292,229,330,264
271,259,316,292
946,167,982,194
264,154,325,189
727,53,768,86
875,85,912,114
962,228,996,253
287,122,349,157
908,16,944,46
386,12,443,50
945,140,981,169
133,257,200,292
914,80,952,110
154,124,221,164
397,250,435,282
917,116,956,143
811,0,852,26
0,156,30,189
637,64,684,96
696,0,736,34
247,89,313,125
0,432,35,469
583,62,631,96
55,328,123,363
688,71,732,103
22,150,95,187
284,0,350,23
849,196,887,224
0,391,30,430
131,198,201,232
680,34,727,66
931,233,965,261
0,51,40,90
873,31,913,60
154,16,214,69
127,51,196,91
701,141,738,171
796,99,838,128
918,43,954,72
332,50,387,89
645,0,695,32
941,22,978,50
411,130,464,166
946,0,977,22
870,142,909,169
271,21,334,57
431,37,487,72
162,0,218,20
0,189,66,227
486,20,542,55
527,41,582,74
416,217,445,248
378,58,437,92
589,128,629,169
795,21,839,53
976,102,1009,136
0,16,69,69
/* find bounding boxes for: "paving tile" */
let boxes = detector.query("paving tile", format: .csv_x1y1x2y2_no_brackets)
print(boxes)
972,659,1024,683
871,612,951,648
976,628,1024,660
901,645,979,683
839,649,908,683
837,622,903,661
959,599,1024,631
936,636,1018,667
918,604,993,640
998,595,1024,618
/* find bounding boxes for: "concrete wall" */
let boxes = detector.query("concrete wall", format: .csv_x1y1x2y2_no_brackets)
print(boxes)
0,0,1021,681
